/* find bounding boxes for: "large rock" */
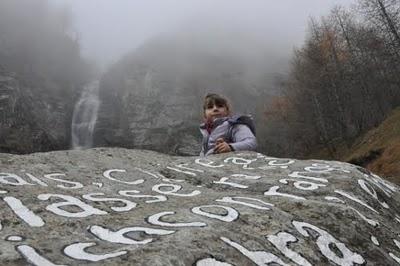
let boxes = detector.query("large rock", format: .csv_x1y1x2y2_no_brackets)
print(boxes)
0,148,400,265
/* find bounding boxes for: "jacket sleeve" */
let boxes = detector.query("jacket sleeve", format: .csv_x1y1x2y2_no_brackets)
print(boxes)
229,124,257,152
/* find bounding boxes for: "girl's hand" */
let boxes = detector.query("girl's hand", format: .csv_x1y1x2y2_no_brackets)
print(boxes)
214,138,232,154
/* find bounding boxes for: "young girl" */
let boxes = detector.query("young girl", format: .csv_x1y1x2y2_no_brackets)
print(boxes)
199,93,257,156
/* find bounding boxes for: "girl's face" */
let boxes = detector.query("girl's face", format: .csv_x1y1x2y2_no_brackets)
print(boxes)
204,102,229,121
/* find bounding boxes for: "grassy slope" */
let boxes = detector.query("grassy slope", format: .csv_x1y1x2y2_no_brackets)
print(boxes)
344,107,400,184
306,107,400,184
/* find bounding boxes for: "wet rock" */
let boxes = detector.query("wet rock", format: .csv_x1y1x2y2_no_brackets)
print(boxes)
0,148,399,265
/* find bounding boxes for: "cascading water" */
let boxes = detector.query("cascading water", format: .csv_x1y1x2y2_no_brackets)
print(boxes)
70,80,100,149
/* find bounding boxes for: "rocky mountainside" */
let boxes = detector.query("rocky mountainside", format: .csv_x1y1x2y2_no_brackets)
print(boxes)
0,0,92,154
95,64,202,155
93,31,286,156
1,148,400,265
0,71,78,153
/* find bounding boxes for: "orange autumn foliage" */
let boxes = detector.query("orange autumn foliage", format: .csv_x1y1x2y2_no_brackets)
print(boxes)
264,96,291,120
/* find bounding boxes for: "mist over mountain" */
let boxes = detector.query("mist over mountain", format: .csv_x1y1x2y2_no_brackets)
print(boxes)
53,0,352,67
0,0,92,153
92,22,293,154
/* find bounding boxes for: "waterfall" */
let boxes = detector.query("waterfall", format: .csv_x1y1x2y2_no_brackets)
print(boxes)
71,80,100,149
144,70,155,96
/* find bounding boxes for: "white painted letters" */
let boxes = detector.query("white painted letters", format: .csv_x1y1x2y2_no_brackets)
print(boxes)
119,190,167,203
43,173,83,189
192,205,239,222
216,197,273,210
195,158,224,168
288,171,328,183
103,169,144,185
358,179,389,209
213,177,248,189
17,245,65,266
293,221,365,266
3,196,45,227
38,194,107,218
0,173,33,186
82,193,137,212
152,184,201,197
89,225,174,245
264,186,306,200
267,232,311,266
63,242,127,262
147,211,207,227
221,237,289,266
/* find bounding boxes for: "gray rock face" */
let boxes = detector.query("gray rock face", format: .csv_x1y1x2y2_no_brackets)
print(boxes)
93,32,279,156
0,71,77,153
1,148,400,265
94,78,202,155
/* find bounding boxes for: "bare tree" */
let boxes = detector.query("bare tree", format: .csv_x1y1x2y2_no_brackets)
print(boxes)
265,3,400,159
359,0,400,51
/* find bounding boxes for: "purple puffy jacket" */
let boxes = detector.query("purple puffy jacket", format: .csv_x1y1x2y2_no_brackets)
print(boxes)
199,115,257,156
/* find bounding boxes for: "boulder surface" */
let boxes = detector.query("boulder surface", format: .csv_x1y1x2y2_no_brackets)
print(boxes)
0,148,400,265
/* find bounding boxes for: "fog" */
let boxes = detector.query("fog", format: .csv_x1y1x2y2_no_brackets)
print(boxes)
53,0,353,68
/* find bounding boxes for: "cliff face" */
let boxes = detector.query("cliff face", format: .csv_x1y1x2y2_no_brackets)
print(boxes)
0,0,92,154
93,33,280,155
94,63,202,155
1,148,399,265
0,71,77,153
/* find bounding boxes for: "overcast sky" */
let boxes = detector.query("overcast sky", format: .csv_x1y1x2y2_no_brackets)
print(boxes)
53,0,354,67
